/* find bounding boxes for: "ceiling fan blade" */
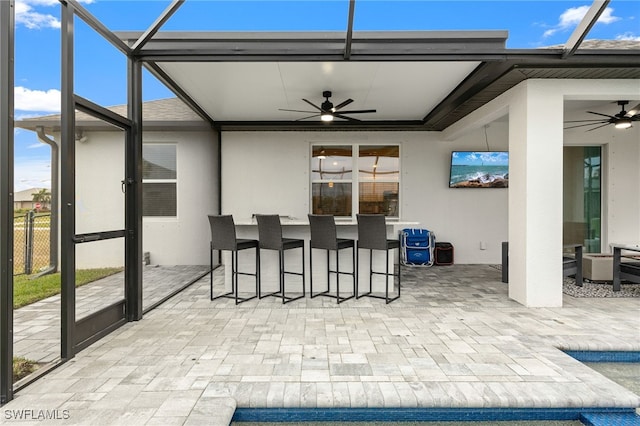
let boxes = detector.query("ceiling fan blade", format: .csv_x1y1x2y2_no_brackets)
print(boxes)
295,114,321,121
564,119,611,123
337,109,377,114
564,121,608,130
626,103,640,117
334,113,361,122
333,99,354,111
586,122,613,132
302,99,322,111
279,108,317,113
586,111,616,119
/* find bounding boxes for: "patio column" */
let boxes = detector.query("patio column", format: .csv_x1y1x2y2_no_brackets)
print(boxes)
126,58,143,321
508,81,564,307
0,0,15,403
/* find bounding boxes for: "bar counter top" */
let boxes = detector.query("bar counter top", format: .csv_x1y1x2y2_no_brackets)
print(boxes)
234,217,420,226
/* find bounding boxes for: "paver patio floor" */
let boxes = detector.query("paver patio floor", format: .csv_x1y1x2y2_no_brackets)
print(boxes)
13,265,208,363
3,264,639,425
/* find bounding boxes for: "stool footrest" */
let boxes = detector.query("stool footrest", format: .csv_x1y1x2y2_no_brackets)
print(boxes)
363,293,400,304
264,292,305,304
234,271,258,277
259,290,280,299
212,292,258,305
314,292,354,304
211,290,233,300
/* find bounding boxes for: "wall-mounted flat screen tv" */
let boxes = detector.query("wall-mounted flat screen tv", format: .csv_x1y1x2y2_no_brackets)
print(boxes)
449,151,509,188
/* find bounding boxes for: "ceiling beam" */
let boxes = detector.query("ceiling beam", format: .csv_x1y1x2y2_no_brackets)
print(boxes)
217,120,426,132
131,0,184,54
63,0,131,55
144,62,217,129
562,0,610,59
116,30,509,61
344,0,356,59
74,95,132,129
423,61,515,126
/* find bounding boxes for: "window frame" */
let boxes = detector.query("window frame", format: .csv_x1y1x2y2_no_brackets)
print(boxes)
142,142,178,219
310,142,401,219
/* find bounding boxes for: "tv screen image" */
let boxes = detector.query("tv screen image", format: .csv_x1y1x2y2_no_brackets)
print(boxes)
449,151,509,188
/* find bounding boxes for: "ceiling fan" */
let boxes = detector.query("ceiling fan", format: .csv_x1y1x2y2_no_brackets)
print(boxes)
564,100,640,131
279,91,376,122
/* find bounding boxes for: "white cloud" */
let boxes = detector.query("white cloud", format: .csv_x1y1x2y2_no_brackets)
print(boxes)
14,159,52,192
15,0,93,30
597,8,622,25
14,112,45,121
15,0,60,29
15,86,61,113
543,6,621,38
616,32,640,41
28,142,48,149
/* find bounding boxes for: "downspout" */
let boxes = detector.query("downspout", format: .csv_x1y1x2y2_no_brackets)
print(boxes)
34,126,58,275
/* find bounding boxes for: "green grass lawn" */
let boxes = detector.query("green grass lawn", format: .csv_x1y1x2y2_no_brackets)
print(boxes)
13,357,38,382
13,268,123,309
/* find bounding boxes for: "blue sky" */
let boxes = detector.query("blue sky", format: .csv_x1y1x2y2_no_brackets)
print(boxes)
12,0,640,191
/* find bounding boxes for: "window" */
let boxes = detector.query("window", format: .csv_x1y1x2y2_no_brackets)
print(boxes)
358,145,399,216
311,144,399,217
311,146,353,216
143,144,177,217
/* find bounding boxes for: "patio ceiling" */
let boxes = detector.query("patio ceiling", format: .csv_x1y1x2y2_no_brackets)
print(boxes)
115,28,640,132
157,60,481,122
81,0,633,132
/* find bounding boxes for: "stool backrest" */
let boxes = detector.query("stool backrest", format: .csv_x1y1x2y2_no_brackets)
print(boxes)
356,214,387,250
255,214,283,250
308,214,338,250
208,215,237,251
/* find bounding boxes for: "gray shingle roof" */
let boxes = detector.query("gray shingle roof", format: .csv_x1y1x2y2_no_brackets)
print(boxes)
17,98,209,131
542,39,640,50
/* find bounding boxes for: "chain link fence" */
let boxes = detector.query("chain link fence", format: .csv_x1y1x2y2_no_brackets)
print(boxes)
13,211,51,276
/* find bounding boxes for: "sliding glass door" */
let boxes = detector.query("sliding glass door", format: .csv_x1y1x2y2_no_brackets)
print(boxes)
563,146,602,253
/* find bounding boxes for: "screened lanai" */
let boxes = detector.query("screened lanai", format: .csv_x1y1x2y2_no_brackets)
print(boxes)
1,0,639,404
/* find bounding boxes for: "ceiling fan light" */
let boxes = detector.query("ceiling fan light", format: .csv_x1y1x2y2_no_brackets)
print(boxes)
321,113,334,122
615,118,632,129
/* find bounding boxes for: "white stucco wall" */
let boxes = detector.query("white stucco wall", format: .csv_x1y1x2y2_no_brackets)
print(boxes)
63,79,639,284
605,130,640,248
142,130,219,266
221,128,509,264
71,129,219,268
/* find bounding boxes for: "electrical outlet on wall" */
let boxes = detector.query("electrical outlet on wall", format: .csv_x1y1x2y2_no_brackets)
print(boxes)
480,241,487,250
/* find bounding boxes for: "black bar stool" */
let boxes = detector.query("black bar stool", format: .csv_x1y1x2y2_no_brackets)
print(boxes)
255,214,305,304
308,214,355,304
356,214,401,304
208,215,259,305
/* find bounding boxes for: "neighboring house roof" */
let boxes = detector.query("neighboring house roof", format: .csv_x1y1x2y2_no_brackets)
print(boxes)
543,39,640,50
14,188,48,202
16,98,211,133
